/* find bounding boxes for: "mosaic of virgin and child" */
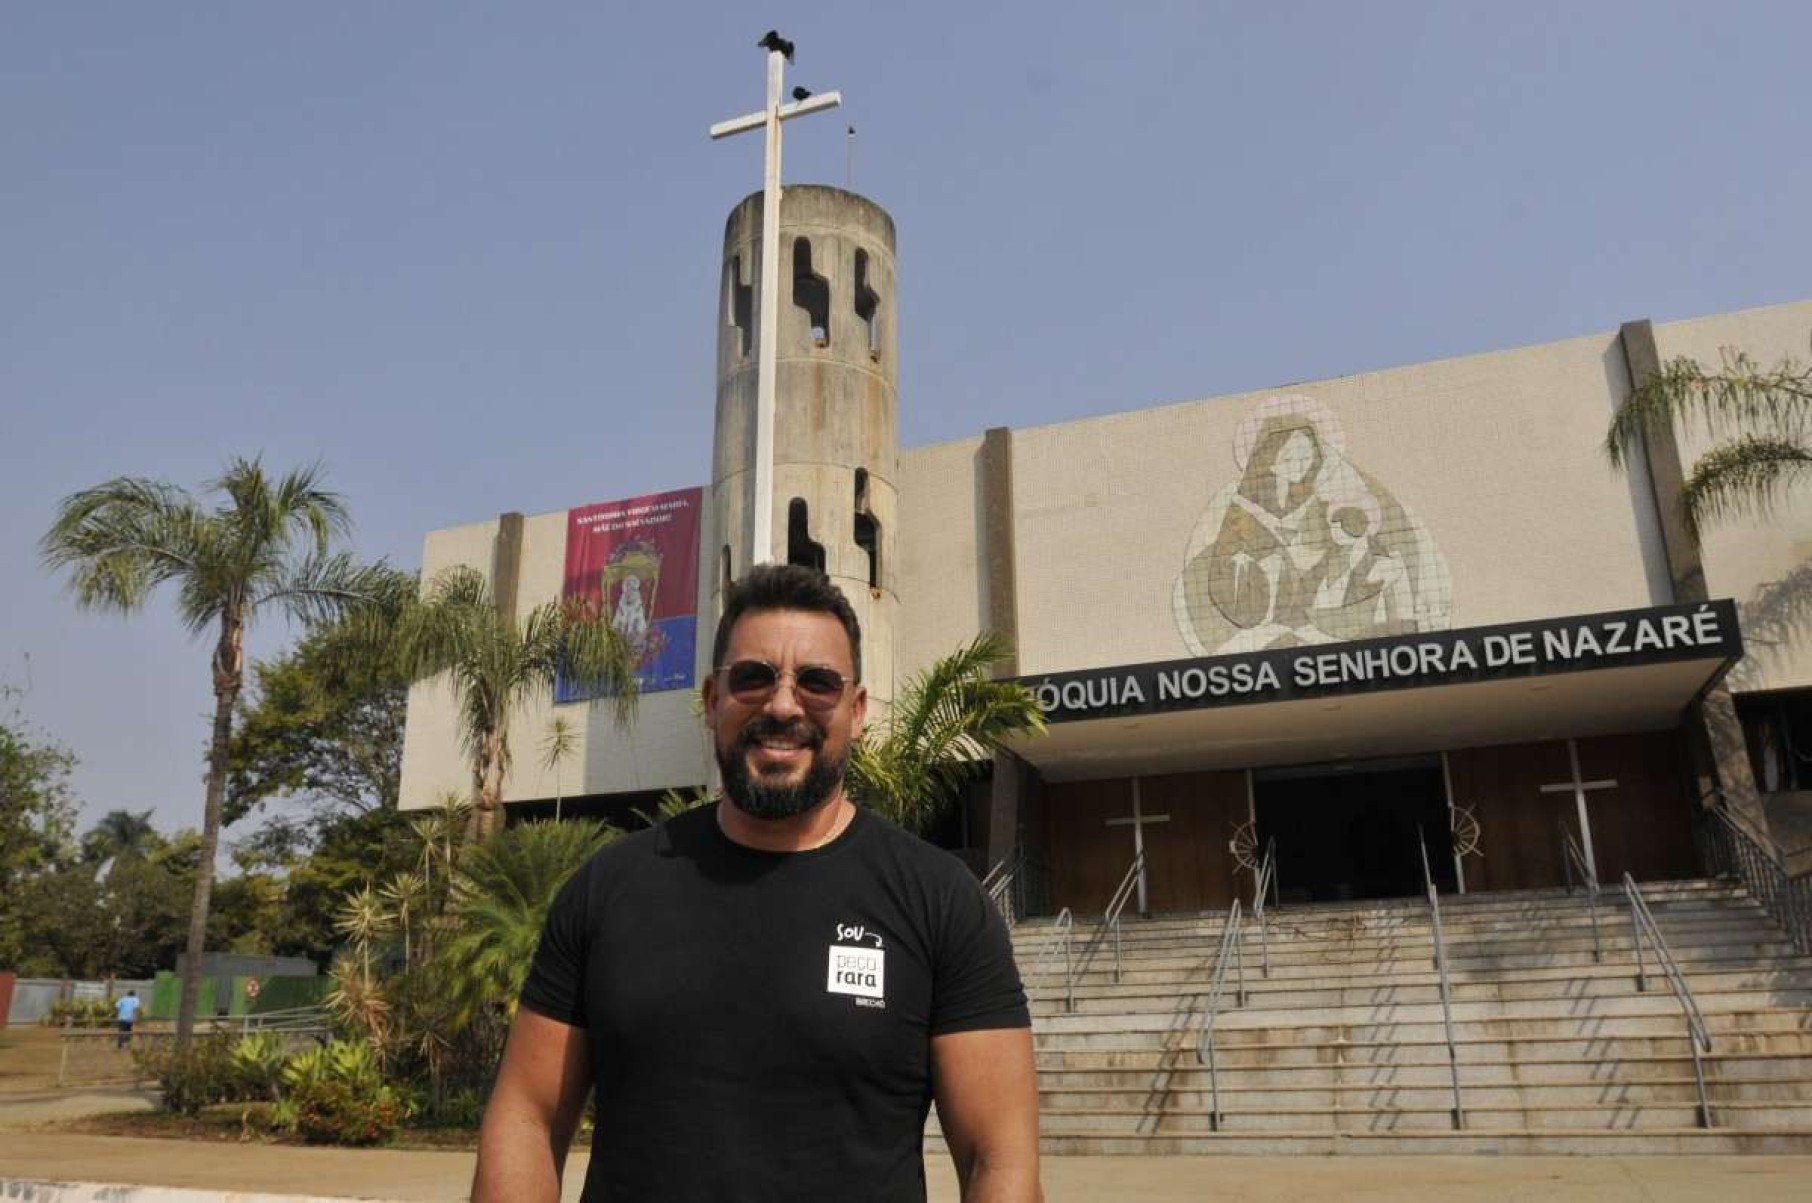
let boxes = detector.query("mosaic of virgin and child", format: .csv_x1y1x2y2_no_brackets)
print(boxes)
1173,396,1452,656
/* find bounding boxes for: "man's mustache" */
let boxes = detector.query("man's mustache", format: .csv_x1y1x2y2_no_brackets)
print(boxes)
733,718,824,753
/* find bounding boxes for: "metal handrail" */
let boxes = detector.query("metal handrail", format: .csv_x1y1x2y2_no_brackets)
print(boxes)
1697,797,1812,955
1192,898,1247,1130
1251,838,1277,979
1100,851,1146,984
238,1003,331,1032
1623,872,1714,1128
1419,832,1466,1130
1558,822,1604,963
982,847,1023,928
1022,907,1075,1012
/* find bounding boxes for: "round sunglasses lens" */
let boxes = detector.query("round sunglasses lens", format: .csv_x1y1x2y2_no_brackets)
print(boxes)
795,668,845,702
726,662,778,699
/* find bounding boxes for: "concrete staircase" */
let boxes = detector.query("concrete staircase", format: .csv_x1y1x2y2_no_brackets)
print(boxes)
1010,879,1812,1154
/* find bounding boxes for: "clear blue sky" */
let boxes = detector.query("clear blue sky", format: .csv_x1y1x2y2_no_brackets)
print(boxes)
5,2,1809,843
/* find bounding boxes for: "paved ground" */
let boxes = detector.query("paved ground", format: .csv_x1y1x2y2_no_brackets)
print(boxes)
6,1134,1812,1201
8,1031,1812,1199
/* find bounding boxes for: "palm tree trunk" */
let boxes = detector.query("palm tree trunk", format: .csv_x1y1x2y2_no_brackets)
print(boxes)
471,729,507,841
176,620,240,1042
478,755,506,841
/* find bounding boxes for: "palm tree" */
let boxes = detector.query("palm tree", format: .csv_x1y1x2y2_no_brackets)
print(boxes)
80,809,159,867
436,818,619,1027
386,566,638,841
1605,340,1812,537
41,458,391,1040
540,716,580,821
847,631,1046,835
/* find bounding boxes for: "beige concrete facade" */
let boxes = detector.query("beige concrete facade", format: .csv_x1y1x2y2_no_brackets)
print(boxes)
397,508,717,810
1655,302,1812,694
400,294,1812,820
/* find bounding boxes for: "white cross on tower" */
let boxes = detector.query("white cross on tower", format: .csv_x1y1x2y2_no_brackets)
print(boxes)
709,31,844,566
1105,781,1170,916
1539,738,1618,882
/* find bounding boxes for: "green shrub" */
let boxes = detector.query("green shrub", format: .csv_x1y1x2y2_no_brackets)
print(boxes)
229,1032,290,1102
134,1033,241,1116
40,999,113,1028
275,1039,414,1146
418,1086,486,1129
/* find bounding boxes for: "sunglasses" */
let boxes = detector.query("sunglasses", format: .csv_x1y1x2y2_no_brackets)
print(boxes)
715,659,854,711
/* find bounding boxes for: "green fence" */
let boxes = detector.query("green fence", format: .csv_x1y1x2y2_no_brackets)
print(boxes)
148,970,328,1019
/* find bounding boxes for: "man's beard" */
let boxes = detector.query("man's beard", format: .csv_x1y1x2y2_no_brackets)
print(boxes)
717,718,849,820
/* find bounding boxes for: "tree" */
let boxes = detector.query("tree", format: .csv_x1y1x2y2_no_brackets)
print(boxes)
41,458,392,1040
101,836,194,976
1605,339,1812,537
435,819,619,1026
13,816,192,979
540,717,580,821
847,632,1046,835
258,805,419,965
382,566,639,841
0,695,79,967
225,568,416,825
80,808,158,867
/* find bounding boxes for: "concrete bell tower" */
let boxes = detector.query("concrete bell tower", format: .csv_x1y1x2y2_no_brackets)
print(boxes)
711,185,900,703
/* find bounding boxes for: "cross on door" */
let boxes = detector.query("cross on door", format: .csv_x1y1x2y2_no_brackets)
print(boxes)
1104,780,1170,916
1538,738,1618,881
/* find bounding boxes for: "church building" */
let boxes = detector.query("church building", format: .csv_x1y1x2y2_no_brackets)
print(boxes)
398,183,1812,916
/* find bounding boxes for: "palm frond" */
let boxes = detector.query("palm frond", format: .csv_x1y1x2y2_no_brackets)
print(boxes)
436,819,618,1025
631,786,712,827
540,717,579,771
250,552,397,626
1679,435,1812,537
1606,348,1812,471
848,632,1045,833
40,478,209,618
211,457,350,560
549,602,640,725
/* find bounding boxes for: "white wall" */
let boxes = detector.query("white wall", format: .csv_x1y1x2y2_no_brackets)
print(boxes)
1654,299,1812,693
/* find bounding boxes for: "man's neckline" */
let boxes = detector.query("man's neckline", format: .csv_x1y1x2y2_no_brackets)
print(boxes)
710,797,864,857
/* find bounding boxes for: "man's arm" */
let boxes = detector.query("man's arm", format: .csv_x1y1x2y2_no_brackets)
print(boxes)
472,1007,594,1203
931,1026,1042,1203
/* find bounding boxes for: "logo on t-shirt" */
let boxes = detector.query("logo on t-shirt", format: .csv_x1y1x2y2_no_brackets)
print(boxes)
827,922,886,1006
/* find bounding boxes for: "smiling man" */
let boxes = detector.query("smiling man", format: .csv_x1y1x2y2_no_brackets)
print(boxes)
473,564,1041,1203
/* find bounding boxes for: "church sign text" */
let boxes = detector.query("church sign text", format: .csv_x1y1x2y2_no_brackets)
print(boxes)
1022,600,1740,722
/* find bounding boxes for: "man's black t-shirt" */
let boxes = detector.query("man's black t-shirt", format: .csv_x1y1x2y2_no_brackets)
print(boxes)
519,802,1029,1202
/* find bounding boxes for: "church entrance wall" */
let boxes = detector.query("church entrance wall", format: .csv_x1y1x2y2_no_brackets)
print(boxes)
1043,770,1245,915
1445,729,1698,891
1034,729,1702,917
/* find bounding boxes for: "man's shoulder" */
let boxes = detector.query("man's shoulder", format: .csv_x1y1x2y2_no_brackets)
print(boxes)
581,801,720,871
854,807,981,884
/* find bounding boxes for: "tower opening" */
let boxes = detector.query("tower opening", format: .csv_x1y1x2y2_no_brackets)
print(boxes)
787,498,826,573
854,249,880,357
793,238,830,346
720,544,733,595
853,468,881,590
726,255,752,358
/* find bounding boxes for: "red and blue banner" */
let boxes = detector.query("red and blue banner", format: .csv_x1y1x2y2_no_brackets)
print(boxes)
556,486,702,701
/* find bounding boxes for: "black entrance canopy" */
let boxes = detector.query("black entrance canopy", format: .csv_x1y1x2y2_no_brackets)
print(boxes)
1007,599,1742,782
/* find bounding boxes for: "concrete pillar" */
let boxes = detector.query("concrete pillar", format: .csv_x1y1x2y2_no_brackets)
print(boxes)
979,426,1020,679
491,511,526,621
986,749,1025,868
1619,321,1772,852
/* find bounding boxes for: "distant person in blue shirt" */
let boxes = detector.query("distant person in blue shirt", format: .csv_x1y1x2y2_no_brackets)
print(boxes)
114,991,140,1049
